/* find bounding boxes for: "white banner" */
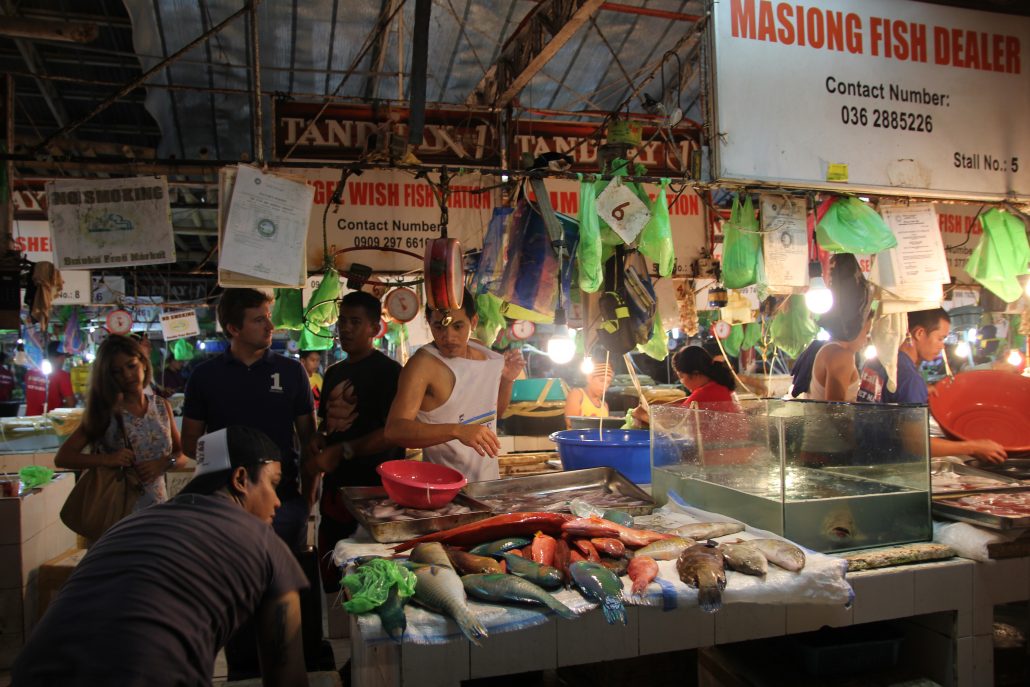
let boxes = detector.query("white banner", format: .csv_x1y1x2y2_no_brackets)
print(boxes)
160,310,200,341
45,176,176,268
12,220,91,304
711,0,1030,200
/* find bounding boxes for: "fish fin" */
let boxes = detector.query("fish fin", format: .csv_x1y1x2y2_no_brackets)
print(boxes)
656,578,679,611
665,490,690,509
697,570,723,613
545,596,579,621
601,596,627,625
455,609,489,646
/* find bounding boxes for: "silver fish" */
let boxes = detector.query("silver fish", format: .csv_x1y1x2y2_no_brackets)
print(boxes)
744,539,806,572
411,565,488,645
409,542,454,570
672,522,744,540
719,542,768,576
631,536,695,561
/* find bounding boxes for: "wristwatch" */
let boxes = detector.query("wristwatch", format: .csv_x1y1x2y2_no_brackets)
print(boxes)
341,442,355,461
165,455,177,472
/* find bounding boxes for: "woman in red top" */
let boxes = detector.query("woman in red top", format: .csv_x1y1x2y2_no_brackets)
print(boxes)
633,345,740,427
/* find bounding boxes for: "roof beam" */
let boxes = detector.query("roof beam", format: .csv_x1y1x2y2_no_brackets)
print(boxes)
0,16,98,43
467,0,606,110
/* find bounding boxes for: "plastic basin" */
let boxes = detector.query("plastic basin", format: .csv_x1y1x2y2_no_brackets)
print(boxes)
376,460,468,509
548,429,651,484
929,370,1030,452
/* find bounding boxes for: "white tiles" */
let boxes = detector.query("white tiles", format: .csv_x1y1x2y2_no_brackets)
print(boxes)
555,606,639,667
955,636,972,687
470,618,557,677
849,568,915,625
912,559,974,638
714,604,786,644
785,602,854,634
400,639,469,687
971,557,1030,636
637,605,715,654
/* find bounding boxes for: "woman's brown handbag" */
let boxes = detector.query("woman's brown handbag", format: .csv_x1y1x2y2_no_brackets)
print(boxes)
59,466,143,540
59,414,143,540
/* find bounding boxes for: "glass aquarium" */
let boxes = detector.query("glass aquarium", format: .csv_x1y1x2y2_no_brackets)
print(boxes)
650,400,931,553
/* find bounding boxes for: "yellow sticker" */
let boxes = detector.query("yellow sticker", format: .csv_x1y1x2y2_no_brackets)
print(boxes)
826,163,849,182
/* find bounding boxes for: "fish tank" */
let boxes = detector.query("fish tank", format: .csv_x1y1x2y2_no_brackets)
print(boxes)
650,400,931,553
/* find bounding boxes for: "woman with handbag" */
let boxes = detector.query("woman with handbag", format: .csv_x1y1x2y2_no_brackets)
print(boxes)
57,335,183,520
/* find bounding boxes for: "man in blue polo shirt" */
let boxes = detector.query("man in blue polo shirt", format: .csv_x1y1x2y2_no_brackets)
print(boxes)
182,288,319,680
857,308,1006,463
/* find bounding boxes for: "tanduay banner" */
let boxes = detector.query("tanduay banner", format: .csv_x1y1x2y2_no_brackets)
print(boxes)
709,0,1029,201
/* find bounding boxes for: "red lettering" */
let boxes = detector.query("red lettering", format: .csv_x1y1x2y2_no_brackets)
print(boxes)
806,7,824,49
933,26,949,65
757,1,776,42
776,3,795,44
846,14,862,54
730,0,756,39
1006,36,1020,74
911,23,927,62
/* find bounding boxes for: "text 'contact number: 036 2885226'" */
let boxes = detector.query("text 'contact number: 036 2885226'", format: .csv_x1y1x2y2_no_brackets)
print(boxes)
840,106,933,133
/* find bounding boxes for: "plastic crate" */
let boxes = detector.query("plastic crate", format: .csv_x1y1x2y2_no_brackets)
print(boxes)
787,623,904,677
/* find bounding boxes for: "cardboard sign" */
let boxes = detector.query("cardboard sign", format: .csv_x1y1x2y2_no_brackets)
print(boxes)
160,310,200,341
595,177,651,244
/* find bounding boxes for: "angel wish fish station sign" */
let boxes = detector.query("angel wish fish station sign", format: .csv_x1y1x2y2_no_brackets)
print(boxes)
46,176,176,269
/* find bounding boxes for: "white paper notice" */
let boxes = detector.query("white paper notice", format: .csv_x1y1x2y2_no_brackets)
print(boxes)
219,166,312,286
760,194,809,291
880,204,950,286
160,310,200,341
596,177,651,244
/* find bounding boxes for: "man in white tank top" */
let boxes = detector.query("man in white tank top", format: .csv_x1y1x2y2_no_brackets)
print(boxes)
385,291,525,482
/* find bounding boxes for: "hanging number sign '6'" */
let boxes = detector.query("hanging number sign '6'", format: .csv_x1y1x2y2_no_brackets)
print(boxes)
596,176,651,245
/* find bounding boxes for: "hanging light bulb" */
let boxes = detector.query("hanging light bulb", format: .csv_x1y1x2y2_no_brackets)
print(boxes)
1007,349,1023,367
863,344,877,360
41,360,53,376
547,325,576,364
199,341,207,350
805,262,833,315
816,329,831,342
954,341,971,358
579,357,595,375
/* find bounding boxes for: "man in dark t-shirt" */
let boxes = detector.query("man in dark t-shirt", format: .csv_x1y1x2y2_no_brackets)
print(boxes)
311,290,403,591
13,427,310,687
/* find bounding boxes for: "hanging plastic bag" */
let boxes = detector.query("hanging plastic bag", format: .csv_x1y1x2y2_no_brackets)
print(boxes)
636,317,667,361
475,292,506,347
770,295,819,358
577,174,604,293
272,288,305,330
965,208,1030,303
171,339,195,362
816,197,897,254
638,179,676,277
741,322,762,351
722,324,745,358
473,207,513,295
305,268,341,329
341,558,416,614
19,465,54,490
298,324,334,351
722,194,762,289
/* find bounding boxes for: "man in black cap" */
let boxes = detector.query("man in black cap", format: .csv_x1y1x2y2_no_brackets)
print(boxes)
12,426,310,687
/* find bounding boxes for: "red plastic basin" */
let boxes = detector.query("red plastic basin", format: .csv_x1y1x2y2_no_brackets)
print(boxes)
376,459,467,509
929,370,1030,453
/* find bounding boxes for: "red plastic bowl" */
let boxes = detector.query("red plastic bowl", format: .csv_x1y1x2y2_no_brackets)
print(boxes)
929,370,1030,452
376,460,467,509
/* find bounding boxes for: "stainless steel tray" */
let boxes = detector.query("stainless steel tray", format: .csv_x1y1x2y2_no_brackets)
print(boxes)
968,458,1030,481
462,467,655,516
930,460,1021,494
932,487,1030,531
340,486,494,543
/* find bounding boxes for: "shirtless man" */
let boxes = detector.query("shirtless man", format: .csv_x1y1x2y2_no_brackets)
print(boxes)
385,290,524,482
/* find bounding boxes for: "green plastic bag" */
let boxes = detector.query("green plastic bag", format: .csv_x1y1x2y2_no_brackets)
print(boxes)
271,288,304,330
170,338,195,362
341,558,417,614
639,179,675,277
816,197,897,254
722,324,745,358
298,323,334,351
18,466,54,490
741,322,762,351
384,322,408,348
722,194,762,289
636,317,668,361
577,174,604,293
475,293,505,347
965,208,1030,303
770,295,819,358
305,268,341,329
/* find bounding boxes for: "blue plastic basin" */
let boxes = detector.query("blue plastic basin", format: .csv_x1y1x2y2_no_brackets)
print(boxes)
548,429,651,484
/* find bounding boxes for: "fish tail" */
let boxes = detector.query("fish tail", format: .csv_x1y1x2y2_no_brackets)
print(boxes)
696,570,723,613
543,595,579,621
454,608,489,646
601,596,627,625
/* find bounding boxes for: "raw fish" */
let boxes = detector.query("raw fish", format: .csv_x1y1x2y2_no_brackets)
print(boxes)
572,538,601,562
601,508,634,526
409,542,453,569
672,522,744,540
676,542,726,613
743,539,806,572
553,539,572,583
500,552,564,589
446,548,503,575
563,517,672,548
394,512,572,552
462,573,578,620
376,584,408,642
627,555,659,594
591,537,625,558
569,561,626,625
719,541,768,576
531,532,557,566
598,556,628,576
411,565,488,645
469,537,531,556
632,537,694,561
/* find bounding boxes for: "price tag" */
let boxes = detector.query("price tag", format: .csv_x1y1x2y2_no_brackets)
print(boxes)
595,177,651,244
